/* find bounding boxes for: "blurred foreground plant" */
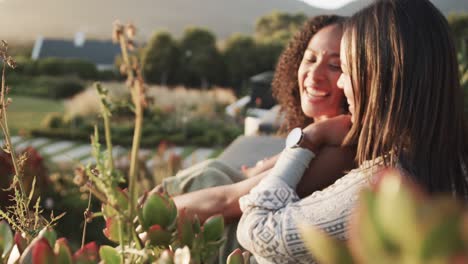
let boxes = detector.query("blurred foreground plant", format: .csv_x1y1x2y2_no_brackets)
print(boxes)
0,23,226,263
0,41,64,246
299,169,468,264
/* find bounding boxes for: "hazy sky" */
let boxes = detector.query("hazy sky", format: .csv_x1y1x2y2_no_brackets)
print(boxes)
299,0,357,9
0,0,465,43
1,0,364,42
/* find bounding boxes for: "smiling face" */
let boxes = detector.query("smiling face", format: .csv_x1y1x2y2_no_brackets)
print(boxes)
298,24,345,122
337,34,355,123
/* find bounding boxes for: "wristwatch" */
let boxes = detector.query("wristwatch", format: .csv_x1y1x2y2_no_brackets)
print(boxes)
285,127,312,149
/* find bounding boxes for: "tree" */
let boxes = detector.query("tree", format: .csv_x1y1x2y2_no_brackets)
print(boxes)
222,34,259,93
255,11,306,45
255,41,284,73
141,31,180,85
178,27,225,88
447,13,468,50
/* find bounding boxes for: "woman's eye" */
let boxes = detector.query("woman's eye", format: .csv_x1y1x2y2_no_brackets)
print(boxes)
329,64,342,71
304,56,316,63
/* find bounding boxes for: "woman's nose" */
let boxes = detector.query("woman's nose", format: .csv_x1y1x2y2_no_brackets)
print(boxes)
307,63,326,82
337,74,344,89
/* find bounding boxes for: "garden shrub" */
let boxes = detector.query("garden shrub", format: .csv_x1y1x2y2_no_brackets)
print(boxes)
35,58,98,80
63,59,98,80
41,113,65,129
48,77,85,98
12,56,38,75
8,74,86,99
62,114,85,127
33,115,242,147
31,127,90,142
36,57,66,76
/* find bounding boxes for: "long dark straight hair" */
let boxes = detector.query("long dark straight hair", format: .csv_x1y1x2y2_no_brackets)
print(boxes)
343,0,468,197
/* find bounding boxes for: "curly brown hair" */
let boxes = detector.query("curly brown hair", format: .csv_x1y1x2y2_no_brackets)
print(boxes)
272,15,346,134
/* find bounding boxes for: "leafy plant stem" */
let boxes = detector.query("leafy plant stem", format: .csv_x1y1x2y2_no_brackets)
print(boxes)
128,86,143,241
117,28,144,248
118,219,125,263
81,189,92,248
0,209,27,235
1,65,25,197
96,82,115,172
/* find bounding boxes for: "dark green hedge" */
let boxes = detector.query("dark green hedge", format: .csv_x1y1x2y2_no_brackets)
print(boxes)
33,114,242,147
7,74,86,99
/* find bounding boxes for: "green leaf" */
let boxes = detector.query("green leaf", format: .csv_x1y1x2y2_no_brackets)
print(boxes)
192,215,201,234
375,173,423,255
298,223,353,264
0,220,13,259
348,189,399,264
226,249,243,264
202,215,224,242
54,238,73,264
421,210,464,260
147,225,172,247
177,210,194,247
99,245,122,264
141,193,177,230
102,188,129,220
103,217,128,243
38,227,57,249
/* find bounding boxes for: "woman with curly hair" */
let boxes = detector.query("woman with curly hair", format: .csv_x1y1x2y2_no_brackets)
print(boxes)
242,15,352,178
165,15,355,223
157,14,355,263
273,16,348,134
242,15,347,179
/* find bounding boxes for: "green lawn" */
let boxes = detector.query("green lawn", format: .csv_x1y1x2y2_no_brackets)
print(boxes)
6,95,64,134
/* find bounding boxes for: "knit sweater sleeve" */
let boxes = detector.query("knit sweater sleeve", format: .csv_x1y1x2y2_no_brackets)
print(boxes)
237,148,370,264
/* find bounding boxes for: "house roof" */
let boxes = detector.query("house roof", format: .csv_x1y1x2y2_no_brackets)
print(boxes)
33,38,121,66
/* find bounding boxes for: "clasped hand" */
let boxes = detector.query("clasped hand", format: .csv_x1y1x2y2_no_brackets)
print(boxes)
302,114,352,152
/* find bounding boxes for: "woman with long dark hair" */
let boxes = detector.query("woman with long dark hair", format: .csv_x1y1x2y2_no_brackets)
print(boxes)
237,1,468,263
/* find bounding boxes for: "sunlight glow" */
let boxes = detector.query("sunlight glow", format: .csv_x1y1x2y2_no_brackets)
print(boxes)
298,0,357,10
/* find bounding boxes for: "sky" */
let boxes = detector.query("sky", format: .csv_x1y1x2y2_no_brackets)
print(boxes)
0,0,464,43
299,0,358,10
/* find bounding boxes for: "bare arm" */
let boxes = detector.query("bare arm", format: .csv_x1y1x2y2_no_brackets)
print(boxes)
242,154,279,178
172,171,267,223
172,145,354,223
172,116,355,223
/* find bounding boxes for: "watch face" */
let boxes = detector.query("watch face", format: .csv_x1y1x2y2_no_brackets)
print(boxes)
286,127,302,148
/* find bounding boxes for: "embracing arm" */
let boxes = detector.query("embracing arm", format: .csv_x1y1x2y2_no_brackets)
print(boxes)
296,146,355,197
242,154,279,178
173,116,353,224
171,144,353,224
236,147,367,263
236,115,358,262
171,171,266,223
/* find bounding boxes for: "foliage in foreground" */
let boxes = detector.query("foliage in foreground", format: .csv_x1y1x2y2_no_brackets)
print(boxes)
299,170,468,264
0,23,227,263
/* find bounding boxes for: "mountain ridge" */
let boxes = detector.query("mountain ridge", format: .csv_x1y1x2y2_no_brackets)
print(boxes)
0,0,465,42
